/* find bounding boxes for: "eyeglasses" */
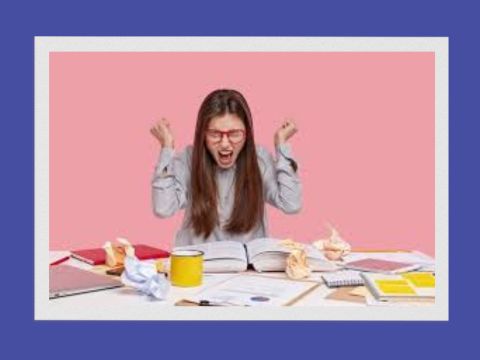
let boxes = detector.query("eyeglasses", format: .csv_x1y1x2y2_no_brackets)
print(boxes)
205,129,246,144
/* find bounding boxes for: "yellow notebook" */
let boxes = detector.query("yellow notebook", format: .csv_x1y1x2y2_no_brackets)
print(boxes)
361,272,435,301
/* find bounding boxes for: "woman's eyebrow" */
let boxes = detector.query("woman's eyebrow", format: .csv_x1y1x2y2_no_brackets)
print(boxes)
207,128,244,131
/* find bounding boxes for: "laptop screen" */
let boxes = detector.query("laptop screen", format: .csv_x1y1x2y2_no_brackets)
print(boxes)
49,265,123,299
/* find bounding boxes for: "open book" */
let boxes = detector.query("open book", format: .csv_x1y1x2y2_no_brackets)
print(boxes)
173,238,339,273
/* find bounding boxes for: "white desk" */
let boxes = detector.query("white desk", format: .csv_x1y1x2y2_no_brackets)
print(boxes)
42,251,437,321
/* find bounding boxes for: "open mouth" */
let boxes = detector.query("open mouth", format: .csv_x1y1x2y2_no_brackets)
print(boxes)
218,150,234,165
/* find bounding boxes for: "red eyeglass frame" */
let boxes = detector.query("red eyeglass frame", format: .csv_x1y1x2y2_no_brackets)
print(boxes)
205,129,247,143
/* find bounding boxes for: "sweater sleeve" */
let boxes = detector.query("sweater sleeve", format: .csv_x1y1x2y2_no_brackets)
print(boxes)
258,143,303,214
151,146,190,218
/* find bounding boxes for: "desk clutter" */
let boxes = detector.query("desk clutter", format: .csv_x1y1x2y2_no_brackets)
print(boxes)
49,229,435,305
361,272,435,302
320,249,435,304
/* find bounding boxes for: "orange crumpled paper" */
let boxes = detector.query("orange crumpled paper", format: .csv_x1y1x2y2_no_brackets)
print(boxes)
312,225,351,261
281,239,312,280
103,237,135,268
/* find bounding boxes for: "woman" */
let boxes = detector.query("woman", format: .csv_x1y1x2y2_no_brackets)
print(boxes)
150,89,302,246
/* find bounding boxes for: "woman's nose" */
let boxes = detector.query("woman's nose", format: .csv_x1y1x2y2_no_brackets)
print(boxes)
220,133,231,146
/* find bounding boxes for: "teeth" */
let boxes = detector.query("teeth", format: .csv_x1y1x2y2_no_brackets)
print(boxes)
218,151,233,163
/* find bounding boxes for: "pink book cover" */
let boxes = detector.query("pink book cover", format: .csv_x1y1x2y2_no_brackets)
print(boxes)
344,258,421,274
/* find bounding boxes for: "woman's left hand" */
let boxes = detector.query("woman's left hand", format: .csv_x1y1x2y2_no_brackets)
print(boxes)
274,119,298,146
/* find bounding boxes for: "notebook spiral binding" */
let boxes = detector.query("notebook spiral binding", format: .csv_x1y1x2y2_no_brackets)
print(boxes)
321,270,364,288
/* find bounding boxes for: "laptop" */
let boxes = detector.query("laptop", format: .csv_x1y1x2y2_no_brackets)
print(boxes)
49,265,124,299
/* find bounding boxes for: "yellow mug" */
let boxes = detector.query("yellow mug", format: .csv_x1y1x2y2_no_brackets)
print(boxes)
169,250,204,287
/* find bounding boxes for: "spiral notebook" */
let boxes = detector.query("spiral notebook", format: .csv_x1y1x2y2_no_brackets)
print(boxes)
321,270,364,288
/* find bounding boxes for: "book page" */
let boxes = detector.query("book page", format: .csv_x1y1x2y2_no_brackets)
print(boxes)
245,238,290,260
246,238,329,261
174,241,247,261
184,274,318,306
245,238,338,272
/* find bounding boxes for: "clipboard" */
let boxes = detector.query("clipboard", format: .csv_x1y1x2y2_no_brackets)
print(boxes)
176,273,320,306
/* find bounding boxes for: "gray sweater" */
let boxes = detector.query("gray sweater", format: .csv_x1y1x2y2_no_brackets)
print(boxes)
152,143,302,246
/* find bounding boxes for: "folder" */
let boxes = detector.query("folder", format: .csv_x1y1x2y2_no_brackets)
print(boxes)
71,244,169,265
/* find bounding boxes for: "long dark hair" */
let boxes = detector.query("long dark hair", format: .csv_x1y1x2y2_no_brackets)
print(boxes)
190,89,264,238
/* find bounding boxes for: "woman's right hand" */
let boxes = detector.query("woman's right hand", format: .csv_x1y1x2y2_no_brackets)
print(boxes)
150,118,175,149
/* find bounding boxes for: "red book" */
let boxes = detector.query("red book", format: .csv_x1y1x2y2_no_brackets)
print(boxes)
71,245,170,265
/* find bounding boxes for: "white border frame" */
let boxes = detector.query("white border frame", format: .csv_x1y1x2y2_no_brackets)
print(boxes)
35,37,448,320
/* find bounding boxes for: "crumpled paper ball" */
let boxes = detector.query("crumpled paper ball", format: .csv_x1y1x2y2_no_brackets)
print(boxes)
285,249,312,280
103,237,134,268
312,225,351,261
281,239,311,280
121,254,170,300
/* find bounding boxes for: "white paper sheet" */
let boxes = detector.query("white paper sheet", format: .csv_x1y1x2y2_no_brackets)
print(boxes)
185,274,318,306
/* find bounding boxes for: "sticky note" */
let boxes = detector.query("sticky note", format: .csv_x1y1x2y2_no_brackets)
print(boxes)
376,279,416,295
402,272,435,288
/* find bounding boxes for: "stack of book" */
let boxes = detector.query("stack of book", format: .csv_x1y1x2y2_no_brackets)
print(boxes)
322,253,435,303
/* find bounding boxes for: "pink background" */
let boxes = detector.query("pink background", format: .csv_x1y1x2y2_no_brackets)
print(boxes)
49,52,435,255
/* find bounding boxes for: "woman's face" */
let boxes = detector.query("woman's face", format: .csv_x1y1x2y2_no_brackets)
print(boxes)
205,113,247,169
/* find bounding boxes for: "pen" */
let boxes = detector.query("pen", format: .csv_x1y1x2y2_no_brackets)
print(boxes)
198,299,245,306
199,300,213,306
50,256,70,266
199,300,225,306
